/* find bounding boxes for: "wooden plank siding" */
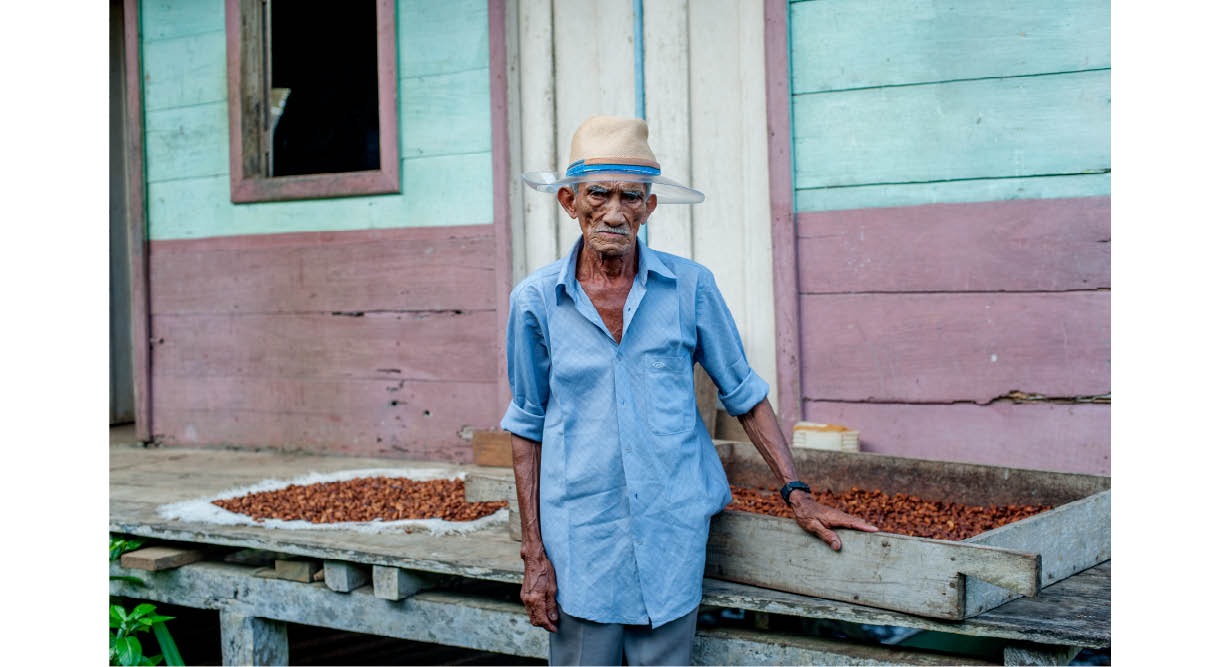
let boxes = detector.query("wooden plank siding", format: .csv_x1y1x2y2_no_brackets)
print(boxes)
148,225,500,460
150,311,497,383
789,0,1110,95
148,226,496,313
151,375,498,460
797,197,1110,293
800,292,1109,404
550,0,637,256
140,0,492,240
688,0,779,410
792,70,1111,192
789,0,1110,213
784,1,1110,473
794,173,1110,215
802,401,1110,475
139,1,502,457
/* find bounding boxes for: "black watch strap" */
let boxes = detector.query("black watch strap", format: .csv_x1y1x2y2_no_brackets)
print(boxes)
780,481,811,505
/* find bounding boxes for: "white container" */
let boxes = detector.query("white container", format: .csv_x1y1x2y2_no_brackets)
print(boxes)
791,422,859,452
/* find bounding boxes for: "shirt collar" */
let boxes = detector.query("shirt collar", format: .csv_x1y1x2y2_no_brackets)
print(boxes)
555,235,677,298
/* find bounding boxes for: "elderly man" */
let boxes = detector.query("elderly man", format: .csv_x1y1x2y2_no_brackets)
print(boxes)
502,115,876,666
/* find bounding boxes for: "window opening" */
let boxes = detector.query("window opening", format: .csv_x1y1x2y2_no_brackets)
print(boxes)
266,0,380,177
226,0,398,203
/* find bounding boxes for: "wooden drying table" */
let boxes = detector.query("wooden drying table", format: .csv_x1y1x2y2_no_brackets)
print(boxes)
109,445,1109,665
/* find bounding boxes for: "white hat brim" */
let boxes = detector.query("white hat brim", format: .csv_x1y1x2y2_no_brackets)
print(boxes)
522,171,705,204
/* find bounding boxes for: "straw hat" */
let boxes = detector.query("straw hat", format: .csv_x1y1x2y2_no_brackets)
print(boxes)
522,115,704,204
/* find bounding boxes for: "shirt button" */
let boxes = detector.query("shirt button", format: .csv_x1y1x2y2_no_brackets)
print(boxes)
625,447,632,453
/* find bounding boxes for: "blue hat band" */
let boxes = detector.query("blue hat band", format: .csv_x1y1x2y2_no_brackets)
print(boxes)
565,160,661,178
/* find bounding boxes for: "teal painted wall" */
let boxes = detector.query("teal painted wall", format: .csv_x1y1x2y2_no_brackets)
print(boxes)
141,0,492,240
788,0,1110,212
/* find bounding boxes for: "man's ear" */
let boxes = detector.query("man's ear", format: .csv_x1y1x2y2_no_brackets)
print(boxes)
645,193,658,217
557,187,578,219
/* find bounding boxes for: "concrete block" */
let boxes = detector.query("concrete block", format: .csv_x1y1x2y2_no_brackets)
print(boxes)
220,611,289,666
324,560,370,593
373,565,428,600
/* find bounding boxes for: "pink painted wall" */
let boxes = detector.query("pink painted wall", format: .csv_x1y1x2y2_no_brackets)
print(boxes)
796,197,1110,474
148,224,501,461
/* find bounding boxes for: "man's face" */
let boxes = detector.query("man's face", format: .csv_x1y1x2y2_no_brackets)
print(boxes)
558,181,658,258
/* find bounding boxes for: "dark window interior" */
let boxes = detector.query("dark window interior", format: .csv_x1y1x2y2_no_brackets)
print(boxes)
269,0,380,177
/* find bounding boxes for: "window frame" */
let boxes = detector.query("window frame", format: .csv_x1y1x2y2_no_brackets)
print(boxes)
224,0,400,203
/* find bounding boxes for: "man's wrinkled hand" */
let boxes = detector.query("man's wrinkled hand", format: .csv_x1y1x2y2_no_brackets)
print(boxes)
521,552,560,632
790,493,878,551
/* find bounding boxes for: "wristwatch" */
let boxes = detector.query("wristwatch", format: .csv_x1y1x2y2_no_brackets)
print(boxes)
779,481,811,506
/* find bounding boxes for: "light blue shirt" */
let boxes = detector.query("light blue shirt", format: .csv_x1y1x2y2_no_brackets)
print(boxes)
500,236,770,628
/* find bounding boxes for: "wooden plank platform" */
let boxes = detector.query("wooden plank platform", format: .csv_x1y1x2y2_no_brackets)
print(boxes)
110,560,993,666
466,443,1109,620
109,444,1109,649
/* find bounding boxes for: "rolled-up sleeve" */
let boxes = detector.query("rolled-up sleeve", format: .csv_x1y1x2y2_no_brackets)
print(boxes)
500,284,551,442
694,270,770,416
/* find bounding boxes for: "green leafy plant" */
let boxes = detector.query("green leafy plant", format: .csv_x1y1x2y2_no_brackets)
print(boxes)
110,537,147,586
109,603,180,666
109,537,184,666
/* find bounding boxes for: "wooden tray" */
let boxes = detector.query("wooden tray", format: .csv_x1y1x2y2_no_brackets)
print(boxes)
465,440,1110,620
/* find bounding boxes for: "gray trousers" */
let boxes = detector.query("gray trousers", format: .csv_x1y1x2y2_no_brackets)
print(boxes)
548,605,698,666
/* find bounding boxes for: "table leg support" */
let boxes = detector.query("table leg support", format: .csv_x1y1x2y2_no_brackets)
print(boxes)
220,610,289,666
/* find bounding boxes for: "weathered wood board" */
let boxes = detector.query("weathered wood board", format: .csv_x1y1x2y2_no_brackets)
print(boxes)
789,0,1110,95
119,546,203,571
964,490,1110,616
715,443,1110,507
467,442,1109,620
471,430,513,467
707,511,1040,620
796,197,1111,294
799,292,1110,404
802,400,1111,477
109,560,996,665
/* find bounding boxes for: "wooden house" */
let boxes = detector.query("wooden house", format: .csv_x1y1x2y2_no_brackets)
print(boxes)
112,0,1109,475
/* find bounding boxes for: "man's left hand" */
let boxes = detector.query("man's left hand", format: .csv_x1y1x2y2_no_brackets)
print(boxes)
789,492,878,551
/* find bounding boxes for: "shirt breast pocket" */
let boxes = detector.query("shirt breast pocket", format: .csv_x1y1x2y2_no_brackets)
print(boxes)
645,354,694,436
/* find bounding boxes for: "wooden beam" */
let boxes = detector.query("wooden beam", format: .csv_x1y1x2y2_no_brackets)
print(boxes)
108,519,1109,648
274,559,321,583
122,0,151,441
113,561,993,665
763,0,801,434
464,471,517,503
119,546,203,571
489,0,514,413
694,626,992,666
